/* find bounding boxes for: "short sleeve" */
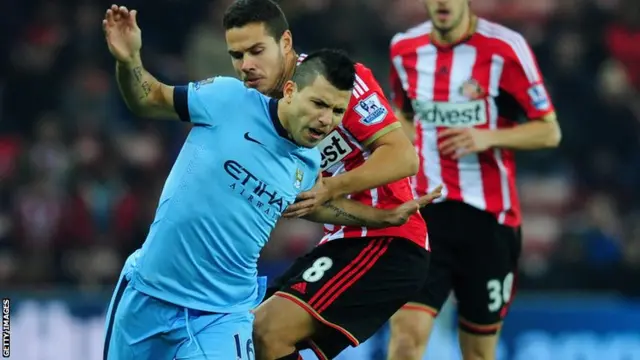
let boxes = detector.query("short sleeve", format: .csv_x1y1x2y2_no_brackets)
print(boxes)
343,64,401,147
173,76,248,126
499,33,555,120
302,172,320,193
296,150,321,192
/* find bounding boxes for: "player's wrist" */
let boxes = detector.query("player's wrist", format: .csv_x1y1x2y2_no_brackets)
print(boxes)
117,52,143,67
379,208,401,228
483,129,500,149
322,178,341,200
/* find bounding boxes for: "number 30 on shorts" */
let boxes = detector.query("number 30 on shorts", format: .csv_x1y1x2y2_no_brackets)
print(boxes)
302,257,333,282
486,272,514,312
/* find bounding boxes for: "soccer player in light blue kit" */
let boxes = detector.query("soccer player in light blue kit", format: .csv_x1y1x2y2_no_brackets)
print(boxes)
102,5,426,360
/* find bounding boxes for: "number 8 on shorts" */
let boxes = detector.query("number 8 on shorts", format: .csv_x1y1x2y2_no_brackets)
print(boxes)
302,257,333,283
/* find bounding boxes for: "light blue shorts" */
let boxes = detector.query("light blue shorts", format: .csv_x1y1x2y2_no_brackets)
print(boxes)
104,264,261,360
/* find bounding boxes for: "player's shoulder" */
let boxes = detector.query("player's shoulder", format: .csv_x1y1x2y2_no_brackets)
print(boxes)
475,18,532,57
194,76,245,91
390,21,432,54
191,76,254,102
206,76,268,103
352,63,380,92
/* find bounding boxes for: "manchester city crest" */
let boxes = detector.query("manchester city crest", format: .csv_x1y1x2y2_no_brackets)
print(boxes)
294,168,304,189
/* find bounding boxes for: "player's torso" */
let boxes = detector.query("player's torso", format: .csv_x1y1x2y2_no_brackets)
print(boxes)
391,19,521,225
317,64,427,248
162,112,307,237
134,95,318,311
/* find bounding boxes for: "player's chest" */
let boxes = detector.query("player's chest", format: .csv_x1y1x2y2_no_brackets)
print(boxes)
401,44,505,128
221,153,304,215
317,127,365,175
208,127,308,214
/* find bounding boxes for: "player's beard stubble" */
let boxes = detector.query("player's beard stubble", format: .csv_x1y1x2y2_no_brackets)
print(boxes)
268,50,296,99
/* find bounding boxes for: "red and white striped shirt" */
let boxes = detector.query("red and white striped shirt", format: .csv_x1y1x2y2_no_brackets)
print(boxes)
298,54,429,249
389,18,554,227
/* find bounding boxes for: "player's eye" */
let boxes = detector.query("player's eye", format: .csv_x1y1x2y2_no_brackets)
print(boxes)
333,109,345,115
229,52,243,60
250,49,264,56
312,100,326,108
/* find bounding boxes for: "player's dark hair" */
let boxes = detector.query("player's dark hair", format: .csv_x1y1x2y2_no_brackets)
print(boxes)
222,0,289,41
292,49,355,91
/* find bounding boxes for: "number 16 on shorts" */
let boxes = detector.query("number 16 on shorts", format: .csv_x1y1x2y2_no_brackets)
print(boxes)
234,333,254,360
487,272,514,312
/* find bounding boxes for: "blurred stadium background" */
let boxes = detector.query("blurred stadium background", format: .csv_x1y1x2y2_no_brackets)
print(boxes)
1,0,640,359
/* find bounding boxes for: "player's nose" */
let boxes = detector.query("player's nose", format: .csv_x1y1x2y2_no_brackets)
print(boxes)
318,110,333,126
241,57,256,72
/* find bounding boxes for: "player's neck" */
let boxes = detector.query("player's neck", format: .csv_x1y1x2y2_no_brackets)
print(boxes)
269,52,298,98
432,12,476,46
276,100,293,139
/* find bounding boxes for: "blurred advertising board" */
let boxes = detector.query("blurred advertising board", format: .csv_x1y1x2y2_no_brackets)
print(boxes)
2,292,640,360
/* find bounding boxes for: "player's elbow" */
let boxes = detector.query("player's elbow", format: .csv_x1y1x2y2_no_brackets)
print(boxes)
393,133,420,177
394,145,419,177
398,135,420,176
132,84,175,119
406,150,419,176
543,120,562,148
537,112,561,148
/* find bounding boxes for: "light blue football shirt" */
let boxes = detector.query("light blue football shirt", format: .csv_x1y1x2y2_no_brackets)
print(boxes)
128,76,320,313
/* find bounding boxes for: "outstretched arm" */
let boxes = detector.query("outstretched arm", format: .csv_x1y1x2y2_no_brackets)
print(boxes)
303,187,441,228
104,5,177,119
293,185,442,228
115,59,177,119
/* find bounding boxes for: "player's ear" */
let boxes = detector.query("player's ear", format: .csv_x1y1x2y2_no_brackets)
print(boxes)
279,30,293,54
283,80,297,102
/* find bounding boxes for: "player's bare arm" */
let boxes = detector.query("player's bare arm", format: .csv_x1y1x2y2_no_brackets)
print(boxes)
327,126,418,198
284,173,440,225
302,185,443,228
479,111,561,149
284,127,418,217
439,111,561,159
103,5,177,119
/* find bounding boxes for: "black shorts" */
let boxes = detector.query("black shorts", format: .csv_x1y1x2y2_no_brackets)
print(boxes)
265,236,430,359
409,201,522,334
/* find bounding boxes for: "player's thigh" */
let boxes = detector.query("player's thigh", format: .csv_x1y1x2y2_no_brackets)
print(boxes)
453,208,522,334
387,307,435,359
276,237,431,358
253,291,320,350
175,311,255,360
105,280,178,360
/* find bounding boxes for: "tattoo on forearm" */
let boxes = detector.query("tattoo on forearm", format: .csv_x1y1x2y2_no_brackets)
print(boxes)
132,66,152,99
140,81,152,99
323,203,365,224
133,67,143,82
